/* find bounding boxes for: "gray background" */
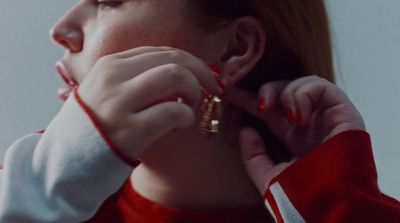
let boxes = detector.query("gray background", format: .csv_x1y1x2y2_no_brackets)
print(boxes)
1,1,399,199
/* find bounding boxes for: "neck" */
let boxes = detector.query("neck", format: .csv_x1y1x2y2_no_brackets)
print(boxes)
130,124,264,211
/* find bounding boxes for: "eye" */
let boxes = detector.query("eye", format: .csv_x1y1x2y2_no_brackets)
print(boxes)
95,0,123,9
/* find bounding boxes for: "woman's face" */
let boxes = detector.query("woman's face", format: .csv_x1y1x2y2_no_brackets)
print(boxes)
50,0,213,85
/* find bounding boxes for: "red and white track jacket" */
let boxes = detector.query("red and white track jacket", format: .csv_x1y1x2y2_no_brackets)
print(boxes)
0,88,399,222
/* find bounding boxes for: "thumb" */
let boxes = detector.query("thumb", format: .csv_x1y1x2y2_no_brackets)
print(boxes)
239,127,277,193
239,127,295,194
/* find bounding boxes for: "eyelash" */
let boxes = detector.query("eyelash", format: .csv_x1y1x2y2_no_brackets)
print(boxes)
95,0,123,9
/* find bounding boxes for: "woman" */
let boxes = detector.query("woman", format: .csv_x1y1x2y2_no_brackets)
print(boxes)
0,0,399,222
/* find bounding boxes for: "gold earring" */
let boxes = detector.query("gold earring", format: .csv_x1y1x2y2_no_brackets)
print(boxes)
199,95,223,137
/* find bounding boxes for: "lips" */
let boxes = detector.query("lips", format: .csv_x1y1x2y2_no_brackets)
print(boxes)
55,61,78,101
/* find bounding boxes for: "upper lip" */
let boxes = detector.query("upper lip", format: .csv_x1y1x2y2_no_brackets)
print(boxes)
55,60,78,87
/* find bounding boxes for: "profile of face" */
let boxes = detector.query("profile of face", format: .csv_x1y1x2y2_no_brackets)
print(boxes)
50,0,216,86
50,0,265,159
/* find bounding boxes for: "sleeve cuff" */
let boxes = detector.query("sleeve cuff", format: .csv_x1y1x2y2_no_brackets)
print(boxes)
72,86,141,168
263,129,374,222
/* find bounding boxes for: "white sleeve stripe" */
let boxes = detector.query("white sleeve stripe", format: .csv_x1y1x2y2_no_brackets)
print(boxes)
270,182,306,223
0,92,133,222
264,200,278,223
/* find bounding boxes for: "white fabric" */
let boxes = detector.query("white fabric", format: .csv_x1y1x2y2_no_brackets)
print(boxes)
0,92,133,223
269,182,306,223
264,200,278,223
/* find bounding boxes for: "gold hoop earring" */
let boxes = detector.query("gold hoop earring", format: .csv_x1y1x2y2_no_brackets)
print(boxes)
199,95,223,137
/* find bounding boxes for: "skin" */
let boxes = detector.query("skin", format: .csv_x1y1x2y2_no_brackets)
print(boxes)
50,0,366,211
50,0,267,210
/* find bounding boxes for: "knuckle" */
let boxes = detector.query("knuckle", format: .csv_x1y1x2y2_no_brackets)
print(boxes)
164,104,193,128
299,74,320,82
309,75,330,84
164,63,184,74
295,87,308,97
294,89,310,107
160,46,174,50
166,50,184,62
165,104,186,119
163,64,190,84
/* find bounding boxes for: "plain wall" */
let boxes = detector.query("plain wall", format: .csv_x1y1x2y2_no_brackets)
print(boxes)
1,1,399,199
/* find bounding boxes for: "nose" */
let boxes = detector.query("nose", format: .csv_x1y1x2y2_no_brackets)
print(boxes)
50,7,84,52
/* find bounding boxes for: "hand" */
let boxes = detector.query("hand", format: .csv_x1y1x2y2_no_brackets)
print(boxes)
77,46,222,162
224,75,366,193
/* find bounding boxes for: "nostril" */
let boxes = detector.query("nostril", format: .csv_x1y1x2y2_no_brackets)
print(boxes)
50,26,83,52
59,39,70,49
51,30,69,48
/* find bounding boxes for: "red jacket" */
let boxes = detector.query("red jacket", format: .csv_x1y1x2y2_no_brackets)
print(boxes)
85,130,400,223
1,87,398,222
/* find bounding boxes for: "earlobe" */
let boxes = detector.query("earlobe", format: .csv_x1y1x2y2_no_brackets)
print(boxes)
218,17,266,88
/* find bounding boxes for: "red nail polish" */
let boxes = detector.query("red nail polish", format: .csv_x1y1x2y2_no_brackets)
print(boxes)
200,86,212,97
296,109,302,125
285,108,294,125
208,64,224,93
214,77,225,92
258,98,266,112
208,64,221,75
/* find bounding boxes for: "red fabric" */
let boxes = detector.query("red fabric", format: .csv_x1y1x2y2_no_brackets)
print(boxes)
265,129,400,223
82,130,400,223
84,178,273,223
264,189,283,222
73,87,140,168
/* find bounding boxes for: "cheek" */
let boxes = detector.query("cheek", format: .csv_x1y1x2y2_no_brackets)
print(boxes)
92,21,204,61
93,25,173,59
80,18,208,84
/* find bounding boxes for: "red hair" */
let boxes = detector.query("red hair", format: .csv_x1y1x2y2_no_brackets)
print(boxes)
191,0,334,162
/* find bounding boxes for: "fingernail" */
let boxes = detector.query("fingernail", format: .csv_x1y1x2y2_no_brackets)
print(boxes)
200,86,212,97
208,64,224,93
208,64,221,75
258,97,266,113
296,109,302,125
285,108,294,125
214,76,225,92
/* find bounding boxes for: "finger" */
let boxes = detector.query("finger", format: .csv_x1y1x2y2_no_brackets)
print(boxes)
111,45,172,59
119,50,222,96
293,76,348,125
239,127,276,193
123,64,202,112
292,77,322,126
279,76,318,125
224,87,266,121
225,87,294,142
258,80,290,111
128,102,195,154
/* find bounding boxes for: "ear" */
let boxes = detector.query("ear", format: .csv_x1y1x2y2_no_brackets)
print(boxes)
217,17,266,88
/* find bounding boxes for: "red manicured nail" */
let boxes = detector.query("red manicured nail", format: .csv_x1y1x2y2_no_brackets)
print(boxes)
258,97,266,112
214,76,225,92
296,109,302,125
208,64,221,75
208,64,224,93
285,108,294,125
